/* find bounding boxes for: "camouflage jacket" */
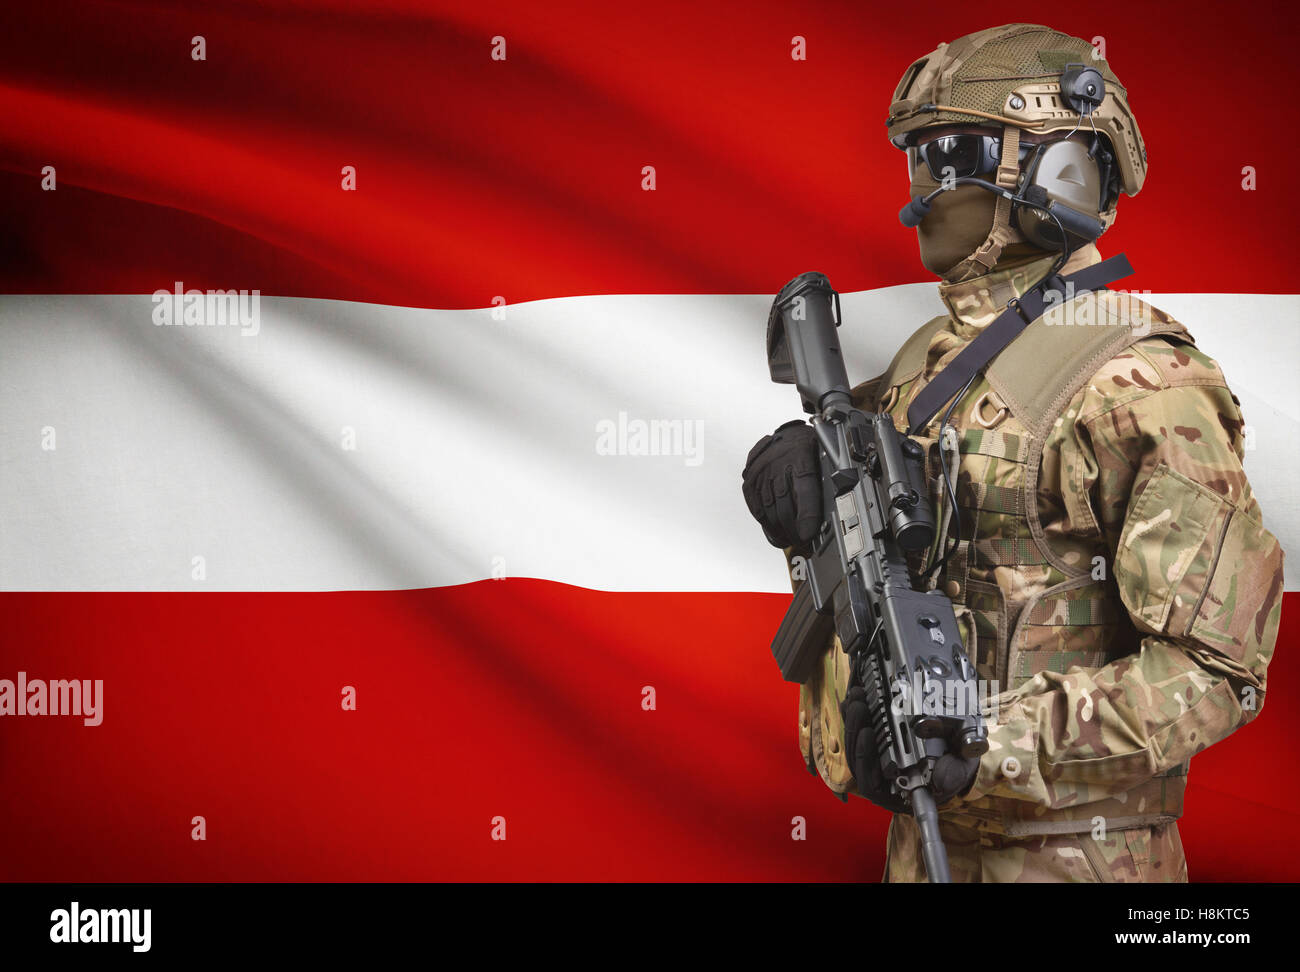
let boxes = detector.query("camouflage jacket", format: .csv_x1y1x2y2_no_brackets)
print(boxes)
797,244,1285,838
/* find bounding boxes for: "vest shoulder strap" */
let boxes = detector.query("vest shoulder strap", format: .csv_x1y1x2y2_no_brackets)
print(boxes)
867,314,951,409
986,296,1191,439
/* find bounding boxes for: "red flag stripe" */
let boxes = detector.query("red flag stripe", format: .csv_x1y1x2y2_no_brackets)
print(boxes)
1,585,1296,881
1,1,1296,306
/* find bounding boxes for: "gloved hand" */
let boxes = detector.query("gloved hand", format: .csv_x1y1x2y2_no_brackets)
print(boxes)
840,686,979,813
740,420,823,554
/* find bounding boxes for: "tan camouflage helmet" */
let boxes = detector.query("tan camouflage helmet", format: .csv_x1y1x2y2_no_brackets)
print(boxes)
886,24,1148,198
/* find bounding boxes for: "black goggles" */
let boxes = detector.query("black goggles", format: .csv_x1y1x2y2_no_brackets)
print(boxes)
907,133,1032,181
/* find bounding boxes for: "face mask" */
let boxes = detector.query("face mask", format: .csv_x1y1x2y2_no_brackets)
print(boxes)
908,165,1002,279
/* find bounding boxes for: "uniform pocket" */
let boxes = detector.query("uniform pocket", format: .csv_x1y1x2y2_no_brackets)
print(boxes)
1187,506,1284,668
1116,462,1284,666
1007,581,1129,689
1115,462,1224,636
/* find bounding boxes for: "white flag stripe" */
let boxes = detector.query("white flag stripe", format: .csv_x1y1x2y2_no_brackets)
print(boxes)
1,290,1295,592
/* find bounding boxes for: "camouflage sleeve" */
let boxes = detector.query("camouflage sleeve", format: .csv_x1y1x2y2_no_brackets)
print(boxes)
967,338,1285,808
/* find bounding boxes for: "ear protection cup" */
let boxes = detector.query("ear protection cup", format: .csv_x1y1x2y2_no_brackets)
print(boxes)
1007,62,1119,250
1013,139,1105,249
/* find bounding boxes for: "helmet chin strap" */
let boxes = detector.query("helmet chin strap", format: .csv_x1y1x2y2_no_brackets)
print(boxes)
942,125,1025,283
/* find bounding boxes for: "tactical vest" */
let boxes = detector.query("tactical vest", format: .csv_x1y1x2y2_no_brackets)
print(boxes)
814,287,1193,837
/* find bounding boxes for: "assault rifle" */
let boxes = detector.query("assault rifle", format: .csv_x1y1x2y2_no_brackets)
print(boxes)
764,271,988,884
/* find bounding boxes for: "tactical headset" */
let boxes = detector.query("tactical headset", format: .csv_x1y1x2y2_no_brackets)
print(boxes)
900,64,1117,252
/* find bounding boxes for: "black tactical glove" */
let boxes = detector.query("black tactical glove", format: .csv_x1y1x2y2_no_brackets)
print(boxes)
740,420,822,554
840,686,979,813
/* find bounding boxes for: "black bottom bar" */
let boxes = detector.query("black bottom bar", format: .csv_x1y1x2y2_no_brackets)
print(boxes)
0,882,1286,959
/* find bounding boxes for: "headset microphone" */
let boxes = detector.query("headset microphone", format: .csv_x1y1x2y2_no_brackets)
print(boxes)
898,195,932,228
898,178,1104,244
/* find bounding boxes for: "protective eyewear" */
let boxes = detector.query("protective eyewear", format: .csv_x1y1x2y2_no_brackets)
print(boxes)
907,133,1032,181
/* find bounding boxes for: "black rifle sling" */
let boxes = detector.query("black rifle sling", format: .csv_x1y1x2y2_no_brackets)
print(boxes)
905,254,1135,434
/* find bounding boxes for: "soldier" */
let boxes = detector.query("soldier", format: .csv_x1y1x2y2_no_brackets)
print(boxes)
742,24,1284,882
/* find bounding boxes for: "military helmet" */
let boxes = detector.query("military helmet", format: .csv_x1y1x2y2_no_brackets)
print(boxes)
886,24,1147,198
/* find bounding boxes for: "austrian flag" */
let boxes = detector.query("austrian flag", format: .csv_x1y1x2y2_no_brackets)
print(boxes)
0,0,1296,886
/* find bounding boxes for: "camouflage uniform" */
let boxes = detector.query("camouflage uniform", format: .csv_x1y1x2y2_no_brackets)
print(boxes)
797,243,1285,881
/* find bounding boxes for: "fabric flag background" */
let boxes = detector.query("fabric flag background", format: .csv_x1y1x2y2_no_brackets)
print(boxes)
1,0,1296,880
